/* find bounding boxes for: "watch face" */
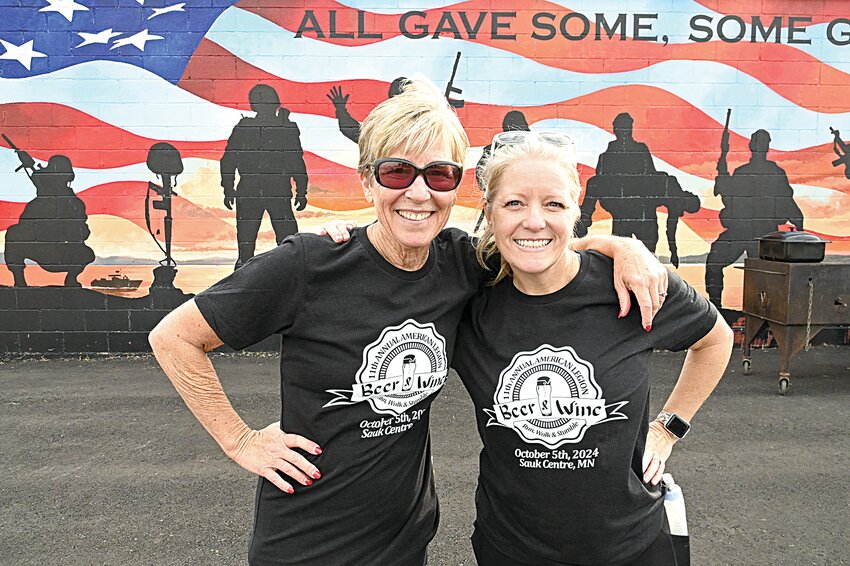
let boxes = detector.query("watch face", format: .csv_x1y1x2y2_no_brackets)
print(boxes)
666,414,690,438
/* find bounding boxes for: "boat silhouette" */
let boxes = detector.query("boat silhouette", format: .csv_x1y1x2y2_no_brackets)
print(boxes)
90,271,142,290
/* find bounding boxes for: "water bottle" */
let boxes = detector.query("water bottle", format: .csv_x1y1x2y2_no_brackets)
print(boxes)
662,473,688,536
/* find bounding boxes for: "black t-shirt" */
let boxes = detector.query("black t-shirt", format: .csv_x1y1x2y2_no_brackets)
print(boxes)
453,251,717,566
195,227,481,566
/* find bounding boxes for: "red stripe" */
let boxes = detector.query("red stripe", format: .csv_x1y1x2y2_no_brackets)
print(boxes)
180,53,850,195
0,103,224,169
4,93,850,199
692,1,848,25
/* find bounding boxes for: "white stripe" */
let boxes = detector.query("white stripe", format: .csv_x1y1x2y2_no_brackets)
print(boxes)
0,151,217,202
208,7,850,151
0,62,243,141
0,62,360,165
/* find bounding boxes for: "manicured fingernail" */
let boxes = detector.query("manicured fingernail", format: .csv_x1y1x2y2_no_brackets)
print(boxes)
312,471,321,479
286,487,294,494
618,308,625,318
644,324,652,332
313,446,323,455
304,479,313,486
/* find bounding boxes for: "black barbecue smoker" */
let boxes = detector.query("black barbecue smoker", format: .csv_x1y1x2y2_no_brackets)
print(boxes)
740,230,849,395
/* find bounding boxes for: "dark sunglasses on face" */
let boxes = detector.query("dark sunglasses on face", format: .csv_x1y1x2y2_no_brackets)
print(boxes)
369,158,463,191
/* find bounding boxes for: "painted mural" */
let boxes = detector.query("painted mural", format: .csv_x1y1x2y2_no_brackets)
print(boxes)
1,0,850,352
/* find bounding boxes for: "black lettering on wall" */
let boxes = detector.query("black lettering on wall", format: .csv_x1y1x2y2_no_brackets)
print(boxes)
827,18,850,46
561,12,590,41
787,16,812,44
689,14,713,42
295,10,325,39
400,11,428,39
532,12,556,40
595,13,627,40
491,12,516,40
632,13,658,41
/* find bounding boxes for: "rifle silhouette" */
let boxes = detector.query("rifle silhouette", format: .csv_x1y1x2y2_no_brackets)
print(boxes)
829,127,850,180
2,133,36,179
445,52,464,109
716,108,731,179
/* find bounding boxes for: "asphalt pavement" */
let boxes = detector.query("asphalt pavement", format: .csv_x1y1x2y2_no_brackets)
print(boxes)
1,347,849,566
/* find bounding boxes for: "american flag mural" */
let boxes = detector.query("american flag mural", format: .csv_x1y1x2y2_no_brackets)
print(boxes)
1,0,850,350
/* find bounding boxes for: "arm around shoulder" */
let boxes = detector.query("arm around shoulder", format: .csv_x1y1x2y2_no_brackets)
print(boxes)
571,233,669,328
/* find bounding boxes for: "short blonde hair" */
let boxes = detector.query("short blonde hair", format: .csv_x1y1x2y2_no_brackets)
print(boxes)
358,77,469,183
476,134,581,284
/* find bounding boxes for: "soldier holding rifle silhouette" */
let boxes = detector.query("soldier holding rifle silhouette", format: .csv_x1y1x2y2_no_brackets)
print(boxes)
3,134,95,287
705,115,803,308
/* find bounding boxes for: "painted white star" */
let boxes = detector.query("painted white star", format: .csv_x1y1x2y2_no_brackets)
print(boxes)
109,29,164,51
75,29,122,48
0,39,47,71
39,0,89,23
148,2,185,20
135,0,145,5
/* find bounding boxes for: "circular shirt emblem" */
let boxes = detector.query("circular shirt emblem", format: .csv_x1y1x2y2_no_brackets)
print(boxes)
324,319,448,416
485,345,627,448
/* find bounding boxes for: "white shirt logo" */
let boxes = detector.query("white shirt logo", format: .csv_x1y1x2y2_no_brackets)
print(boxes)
324,319,448,416
485,345,628,448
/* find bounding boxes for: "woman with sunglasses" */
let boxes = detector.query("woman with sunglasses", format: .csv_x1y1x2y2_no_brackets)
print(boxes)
150,78,667,566
453,132,733,565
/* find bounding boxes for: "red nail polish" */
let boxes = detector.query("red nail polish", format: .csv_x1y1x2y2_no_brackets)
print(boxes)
645,324,652,332
312,471,321,480
286,487,294,494
313,446,323,455
304,479,313,486
618,309,624,318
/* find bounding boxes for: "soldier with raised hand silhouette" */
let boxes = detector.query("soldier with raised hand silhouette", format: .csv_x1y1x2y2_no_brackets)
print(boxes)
705,129,803,308
221,84,309,270
578,113,698,266
326,77,409,144
5,154,95,287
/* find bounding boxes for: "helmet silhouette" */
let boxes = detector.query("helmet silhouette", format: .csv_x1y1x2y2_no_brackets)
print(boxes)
44,155,75,183
249,84,282,114
388,77,410,98
749,129,771,154
502,111,529,132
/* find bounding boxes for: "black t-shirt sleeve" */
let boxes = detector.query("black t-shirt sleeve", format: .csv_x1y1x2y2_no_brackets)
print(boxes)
194,236,307,350
649,270,718,352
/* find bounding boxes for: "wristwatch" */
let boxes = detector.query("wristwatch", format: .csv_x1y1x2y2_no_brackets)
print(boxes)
656,411,691,439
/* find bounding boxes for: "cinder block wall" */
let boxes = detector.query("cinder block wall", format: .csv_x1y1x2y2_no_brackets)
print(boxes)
1,3,848,353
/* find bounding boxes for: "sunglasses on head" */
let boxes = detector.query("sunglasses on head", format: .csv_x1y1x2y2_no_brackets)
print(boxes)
490,130,577,161
369,158,463,192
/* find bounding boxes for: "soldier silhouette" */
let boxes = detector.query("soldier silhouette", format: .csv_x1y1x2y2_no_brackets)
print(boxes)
472,111,531,231
475,111,530,190
326,77,409,143
705,129,803,308
578,112,699,267
221,84,309,270
5,154,95,287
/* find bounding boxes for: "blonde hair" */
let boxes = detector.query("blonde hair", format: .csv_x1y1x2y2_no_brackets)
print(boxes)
476,134,581,284
358,77,469,184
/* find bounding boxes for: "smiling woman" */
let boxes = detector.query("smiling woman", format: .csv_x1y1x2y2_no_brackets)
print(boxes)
356,79,467,268
476,131,581,294
454,132,733,566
